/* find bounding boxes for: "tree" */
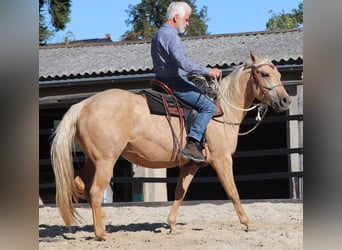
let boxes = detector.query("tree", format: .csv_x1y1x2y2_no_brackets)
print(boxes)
39,0,72,44
122,0,209,41
266,2,303,31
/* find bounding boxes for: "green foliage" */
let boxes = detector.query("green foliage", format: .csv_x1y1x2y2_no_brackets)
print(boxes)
39,0,72,44
122,0,209,41
266,2,303,31
49,0,72,31
39,12,52,44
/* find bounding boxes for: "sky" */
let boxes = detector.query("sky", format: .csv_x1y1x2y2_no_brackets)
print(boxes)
47,0,302,43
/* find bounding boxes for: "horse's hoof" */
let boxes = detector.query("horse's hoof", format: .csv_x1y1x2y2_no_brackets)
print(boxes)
168,226,177,234
245,223,256,232
74,176,85,190
95,236,107,241
168,229,181,235
95,233,108,241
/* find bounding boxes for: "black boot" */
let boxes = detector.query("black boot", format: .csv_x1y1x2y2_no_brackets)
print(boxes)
181,137,205,163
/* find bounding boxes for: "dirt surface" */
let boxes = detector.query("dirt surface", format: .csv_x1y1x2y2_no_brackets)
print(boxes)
39,200,303,249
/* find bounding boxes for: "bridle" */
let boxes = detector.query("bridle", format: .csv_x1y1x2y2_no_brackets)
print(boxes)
250,63,283,102
212,62,283,135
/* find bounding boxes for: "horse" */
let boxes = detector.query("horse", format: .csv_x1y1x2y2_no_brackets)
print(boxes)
51,51,291,240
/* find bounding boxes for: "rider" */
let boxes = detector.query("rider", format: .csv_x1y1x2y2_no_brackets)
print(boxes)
151,1,221,163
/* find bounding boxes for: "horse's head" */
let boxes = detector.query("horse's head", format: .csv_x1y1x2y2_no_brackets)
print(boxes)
247,51,291,113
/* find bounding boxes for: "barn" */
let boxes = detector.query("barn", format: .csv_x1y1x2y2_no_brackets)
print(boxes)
39,28,303,204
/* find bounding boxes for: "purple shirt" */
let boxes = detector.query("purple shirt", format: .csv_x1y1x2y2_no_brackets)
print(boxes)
151,23,210,78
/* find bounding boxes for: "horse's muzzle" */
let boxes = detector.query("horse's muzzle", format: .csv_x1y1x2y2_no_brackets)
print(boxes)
272,95,291,113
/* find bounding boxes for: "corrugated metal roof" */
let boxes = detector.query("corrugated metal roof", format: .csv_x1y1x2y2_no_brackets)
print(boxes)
39,29,303,80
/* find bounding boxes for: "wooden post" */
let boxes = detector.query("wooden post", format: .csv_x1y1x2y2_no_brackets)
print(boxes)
132,164,168,202
288,82,303,199
143,168,168,202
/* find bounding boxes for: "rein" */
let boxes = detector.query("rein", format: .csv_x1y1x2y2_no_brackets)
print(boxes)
212,104,268,136
212,63,278,135
213,74,261,112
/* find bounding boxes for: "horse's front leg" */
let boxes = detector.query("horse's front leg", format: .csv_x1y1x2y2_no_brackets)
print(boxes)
212,155,255,231
167,163,198,233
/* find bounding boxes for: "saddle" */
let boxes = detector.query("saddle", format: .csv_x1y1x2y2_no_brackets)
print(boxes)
140,78,223,135
140,77,223,166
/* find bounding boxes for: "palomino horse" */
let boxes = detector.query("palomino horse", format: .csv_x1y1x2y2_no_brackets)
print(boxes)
51,52,291,240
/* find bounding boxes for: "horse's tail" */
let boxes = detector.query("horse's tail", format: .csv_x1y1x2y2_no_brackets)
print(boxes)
50,101,85,227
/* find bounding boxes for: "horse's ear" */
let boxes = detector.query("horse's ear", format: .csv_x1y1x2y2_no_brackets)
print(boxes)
250,51,260,63
264,54,270,62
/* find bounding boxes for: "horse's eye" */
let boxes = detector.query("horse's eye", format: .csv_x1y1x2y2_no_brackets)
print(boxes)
261,72,269,77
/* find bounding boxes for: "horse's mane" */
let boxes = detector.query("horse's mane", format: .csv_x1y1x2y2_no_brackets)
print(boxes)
218,57,273,102
219,65,245,102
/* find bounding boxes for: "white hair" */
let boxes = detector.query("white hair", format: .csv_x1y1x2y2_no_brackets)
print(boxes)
166,2,192,20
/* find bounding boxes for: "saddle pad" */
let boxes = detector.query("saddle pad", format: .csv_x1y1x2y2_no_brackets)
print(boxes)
140,89,223,117
140,89,197,133
140,90,189,115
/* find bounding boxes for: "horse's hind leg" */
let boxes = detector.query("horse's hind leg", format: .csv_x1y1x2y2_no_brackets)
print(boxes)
75,159,95,202
88,159,114,241
167,163,198,233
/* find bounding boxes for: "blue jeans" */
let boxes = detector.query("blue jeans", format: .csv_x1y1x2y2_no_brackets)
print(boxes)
157,76,217,142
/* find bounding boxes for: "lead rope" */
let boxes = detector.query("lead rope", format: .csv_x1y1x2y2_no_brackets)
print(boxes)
238,104,268,136
211,74,268,136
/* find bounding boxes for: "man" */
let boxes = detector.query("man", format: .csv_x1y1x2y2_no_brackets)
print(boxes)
151,1,221,163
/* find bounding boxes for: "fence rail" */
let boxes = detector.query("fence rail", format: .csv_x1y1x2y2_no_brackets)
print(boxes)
39,146,303,189
39,170,303,189
39,109,304,198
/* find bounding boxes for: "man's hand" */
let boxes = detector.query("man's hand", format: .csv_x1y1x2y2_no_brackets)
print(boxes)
208,68,222,79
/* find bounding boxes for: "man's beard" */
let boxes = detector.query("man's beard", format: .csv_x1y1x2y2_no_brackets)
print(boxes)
178,23,186,34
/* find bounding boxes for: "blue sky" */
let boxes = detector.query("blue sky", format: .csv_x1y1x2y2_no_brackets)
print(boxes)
47,0,302,43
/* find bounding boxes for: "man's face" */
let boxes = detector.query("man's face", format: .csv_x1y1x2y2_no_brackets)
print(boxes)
176,11,190,34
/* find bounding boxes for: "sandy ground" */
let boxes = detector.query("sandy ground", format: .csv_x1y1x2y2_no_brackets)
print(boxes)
39,200,303,250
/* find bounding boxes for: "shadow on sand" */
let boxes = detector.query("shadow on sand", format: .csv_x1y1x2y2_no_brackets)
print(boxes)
39,222,187,241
